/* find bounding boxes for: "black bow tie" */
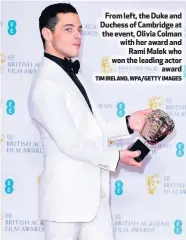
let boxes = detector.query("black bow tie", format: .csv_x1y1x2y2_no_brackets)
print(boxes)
63,57,80,74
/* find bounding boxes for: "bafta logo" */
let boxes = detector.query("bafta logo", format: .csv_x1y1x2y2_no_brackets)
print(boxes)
0,53,6,73
101,56,112,75
148,97,163,110
147,174,160,194
37,175,40,184
0,134,4,143
108,140,115,145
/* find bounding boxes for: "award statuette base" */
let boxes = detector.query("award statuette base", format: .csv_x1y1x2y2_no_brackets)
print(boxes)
128,139,150,162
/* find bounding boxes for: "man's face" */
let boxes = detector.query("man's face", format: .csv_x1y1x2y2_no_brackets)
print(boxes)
50,13,82,58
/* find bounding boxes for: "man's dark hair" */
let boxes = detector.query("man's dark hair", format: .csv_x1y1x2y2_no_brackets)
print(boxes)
39,3,78,48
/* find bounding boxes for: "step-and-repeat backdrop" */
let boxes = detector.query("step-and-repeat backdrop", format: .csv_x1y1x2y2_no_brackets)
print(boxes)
1,1,186,239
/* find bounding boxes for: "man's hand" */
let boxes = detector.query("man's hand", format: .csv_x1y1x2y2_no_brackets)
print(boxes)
119,149,142,168
128,109,152,132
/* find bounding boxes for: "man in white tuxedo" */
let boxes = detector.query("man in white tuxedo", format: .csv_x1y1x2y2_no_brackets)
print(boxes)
28,3,152,240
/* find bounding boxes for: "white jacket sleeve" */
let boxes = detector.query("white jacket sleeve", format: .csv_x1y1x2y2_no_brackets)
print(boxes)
105,117,132,141
30,79,120,172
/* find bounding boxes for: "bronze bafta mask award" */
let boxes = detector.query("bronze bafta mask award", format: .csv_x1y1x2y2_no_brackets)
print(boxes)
128,109,175,162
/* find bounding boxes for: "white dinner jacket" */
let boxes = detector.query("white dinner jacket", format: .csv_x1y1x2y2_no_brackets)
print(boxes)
27,56,131,222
